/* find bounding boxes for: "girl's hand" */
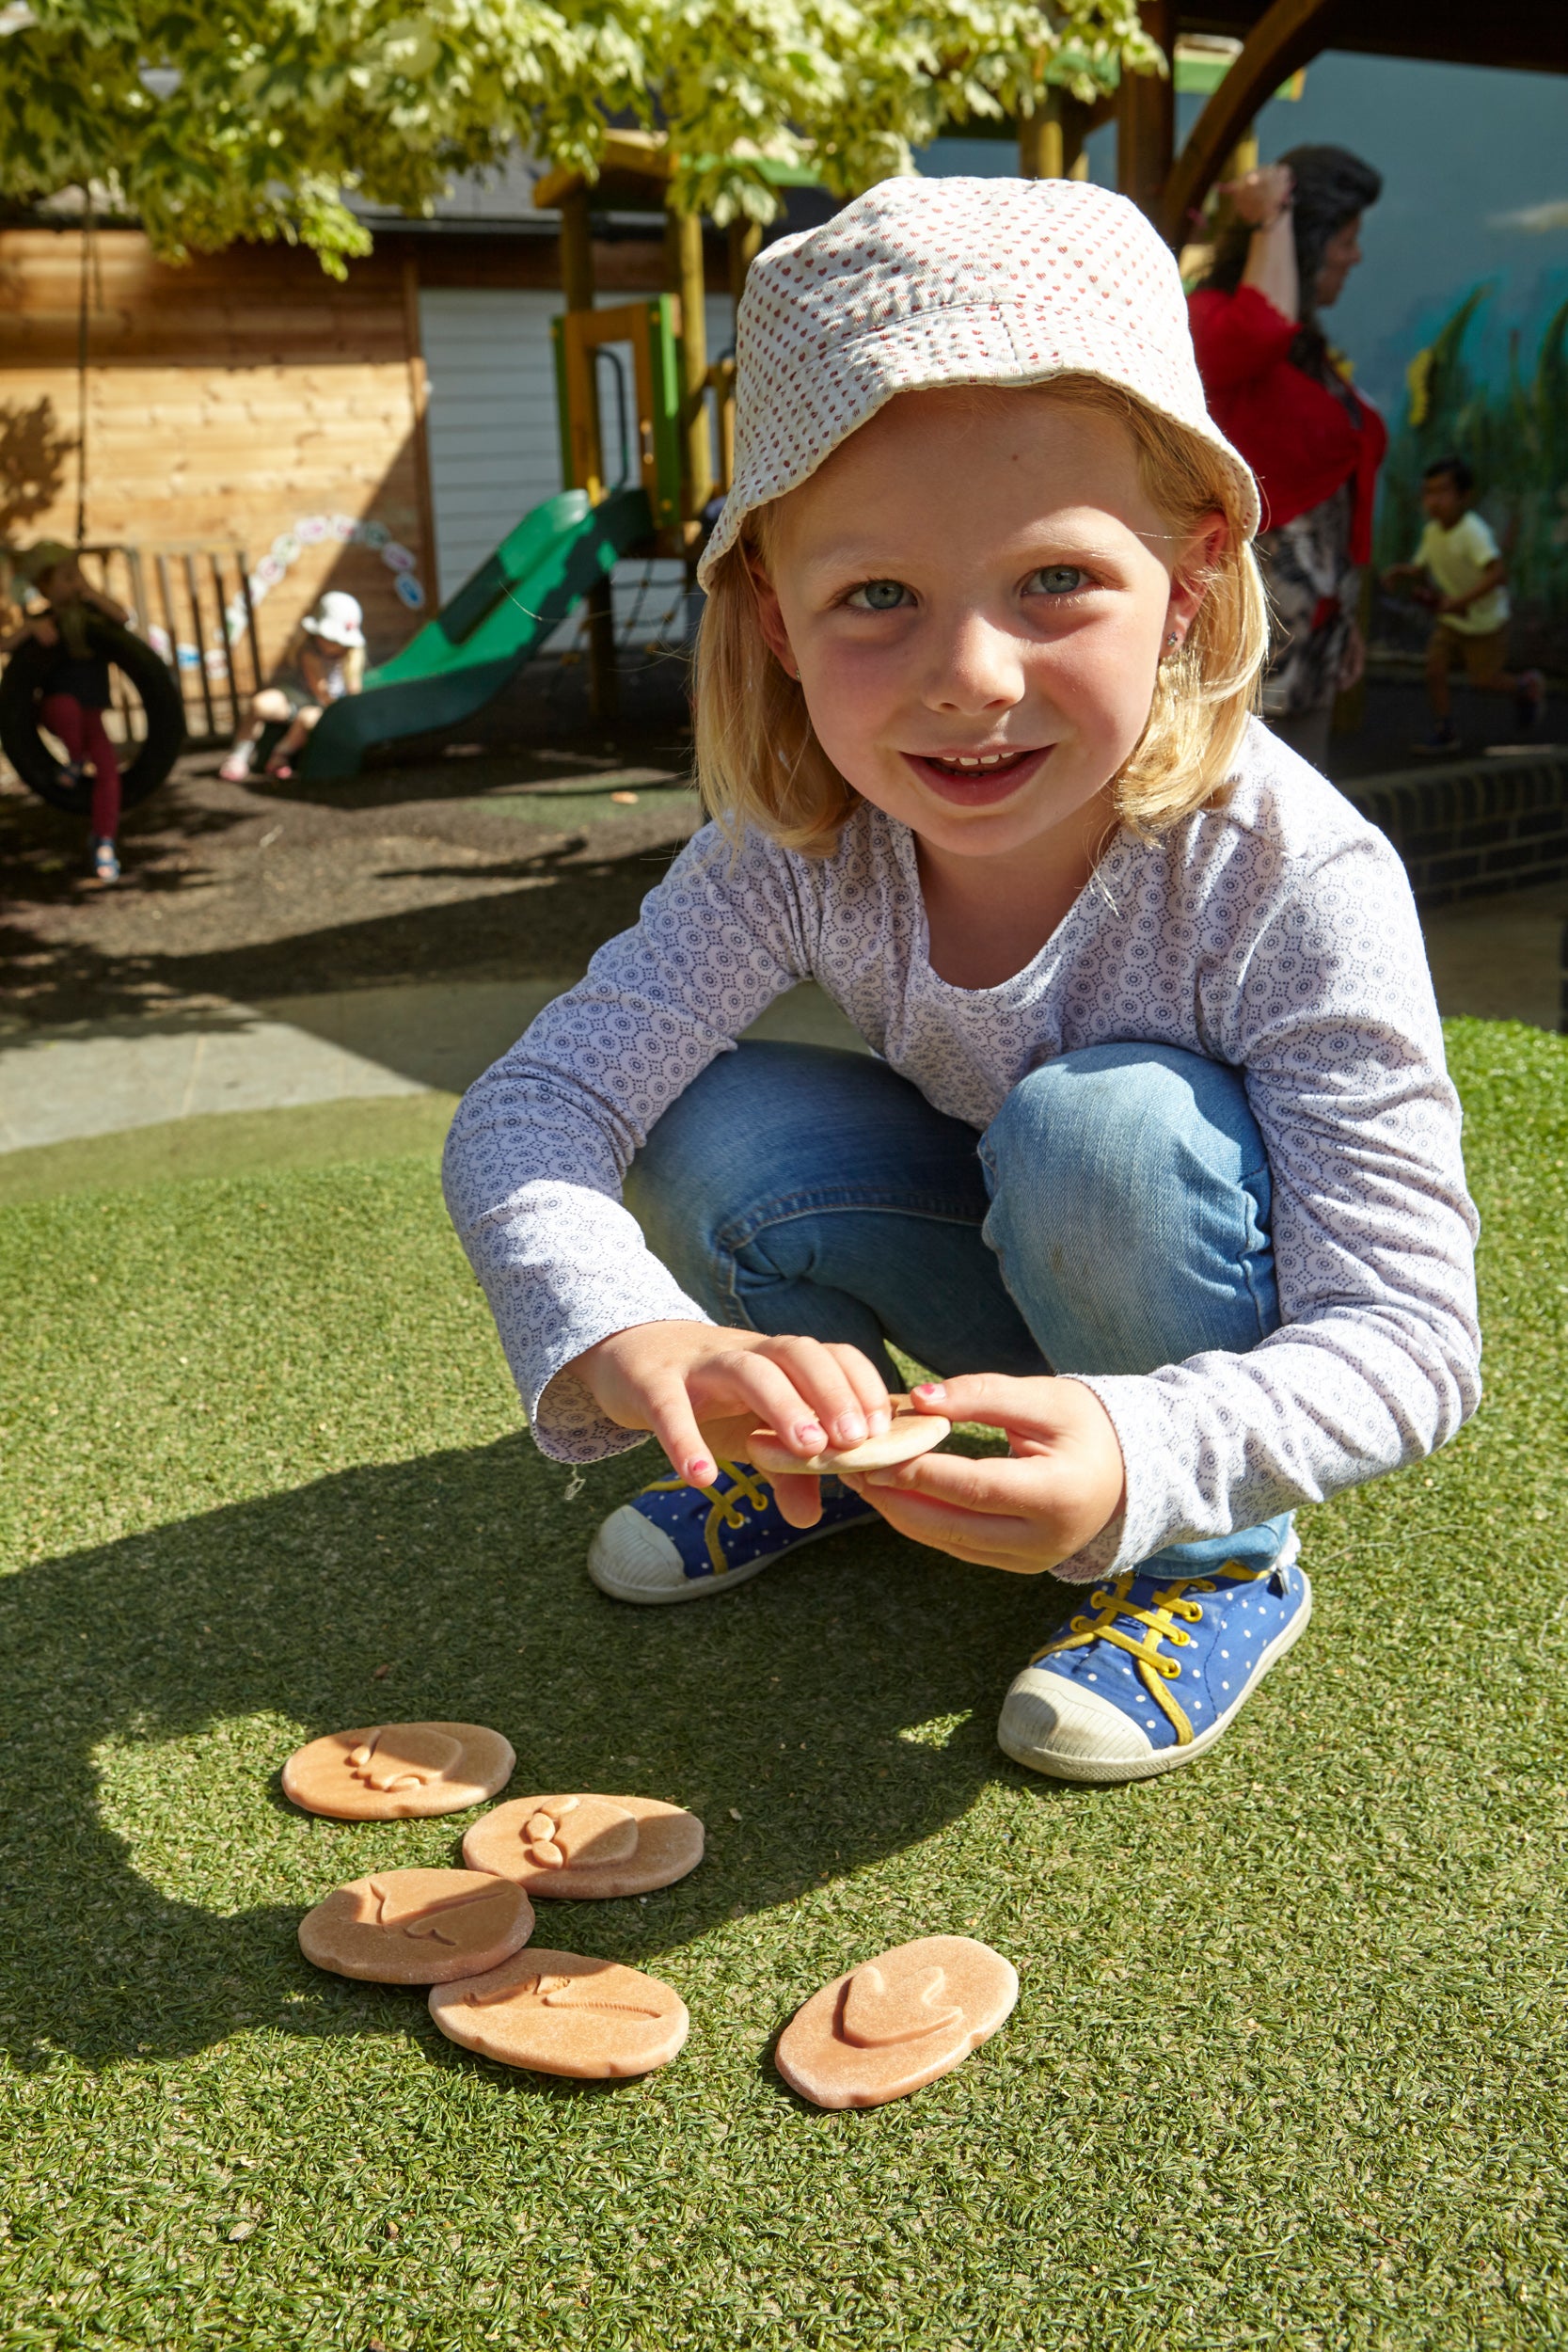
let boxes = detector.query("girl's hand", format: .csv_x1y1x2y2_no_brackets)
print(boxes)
566,1320,894,1526
1226,164,1293,229
1337,620,1366,691
838,1374,1126,1574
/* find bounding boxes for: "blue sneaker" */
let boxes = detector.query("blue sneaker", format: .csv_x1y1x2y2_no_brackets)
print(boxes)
587,1457,878,1605
998,1536,1311,1783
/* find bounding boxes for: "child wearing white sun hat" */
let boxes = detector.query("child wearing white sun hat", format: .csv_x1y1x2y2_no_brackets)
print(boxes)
219,589,365,784
445,177,1479,1784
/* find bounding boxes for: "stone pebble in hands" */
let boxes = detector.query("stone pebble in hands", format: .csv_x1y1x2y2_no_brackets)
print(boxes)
746,1406,952,1478
281,1722,515,1820
298,1867,535,1984
775,1934,1018,2108
463,1793,705,1898
430,1948,689,2078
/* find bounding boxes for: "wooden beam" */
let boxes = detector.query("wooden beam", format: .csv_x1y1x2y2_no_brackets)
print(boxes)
1160,0,1346,246
560,185,618,723
1018,89,1092,180
669,206,713,535
727,217,762,311
400,256,438,606
1117,0,1176,222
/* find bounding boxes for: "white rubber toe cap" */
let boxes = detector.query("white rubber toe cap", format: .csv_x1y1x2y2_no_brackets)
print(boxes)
997,1666,1157,1781
587,1504,689,1604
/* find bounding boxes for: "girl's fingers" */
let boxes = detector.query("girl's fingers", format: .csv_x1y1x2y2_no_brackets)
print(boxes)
643,1381,722,1488
769,1470,825,1529
824,1343,894,1433
906,1371,1045,1437
747,1336,877,1452
844,1476,1048,1570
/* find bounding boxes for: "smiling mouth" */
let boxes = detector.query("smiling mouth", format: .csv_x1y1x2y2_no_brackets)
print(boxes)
906,745,1051,794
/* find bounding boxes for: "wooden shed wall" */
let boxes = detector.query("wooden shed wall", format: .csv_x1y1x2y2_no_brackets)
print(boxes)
0,230,428,677
0,222,710,689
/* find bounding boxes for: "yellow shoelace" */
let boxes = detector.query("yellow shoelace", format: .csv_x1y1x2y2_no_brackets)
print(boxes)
1032,1560,1259,1745
638,1456,772,1576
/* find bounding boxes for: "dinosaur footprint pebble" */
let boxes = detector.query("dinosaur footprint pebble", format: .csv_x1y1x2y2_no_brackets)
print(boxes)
464,1793,704,1897
775,1934,1018,2108
282,1723,515,1820
429,1948,689,2078
298,1867,535,1984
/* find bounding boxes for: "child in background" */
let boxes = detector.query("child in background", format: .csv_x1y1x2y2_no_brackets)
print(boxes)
445,181,1480,1787
4,540,129,882
219,590,365,783
1383,455,1544,754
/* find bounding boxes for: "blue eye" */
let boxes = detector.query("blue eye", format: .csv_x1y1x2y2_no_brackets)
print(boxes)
1028,565,1089,596
847,580,911,612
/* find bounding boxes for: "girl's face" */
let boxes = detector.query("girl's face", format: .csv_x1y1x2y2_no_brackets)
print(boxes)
750,389,1217,868
1313,215,1363,310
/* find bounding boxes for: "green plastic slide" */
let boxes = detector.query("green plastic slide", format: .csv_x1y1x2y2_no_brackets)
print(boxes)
297,485,654,780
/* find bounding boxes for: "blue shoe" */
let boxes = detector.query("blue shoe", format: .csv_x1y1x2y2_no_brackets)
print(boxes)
88,835,119,884
998,1536,1311,1783
587,1457,878,1605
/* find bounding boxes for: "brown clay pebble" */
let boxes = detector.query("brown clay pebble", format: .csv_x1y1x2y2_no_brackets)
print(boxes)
281,1722,515,1820
463,1793,704,1898
775,1934,1018,2108
298,1868,535,1985
429,1948,689,2078
746,1407,952,1478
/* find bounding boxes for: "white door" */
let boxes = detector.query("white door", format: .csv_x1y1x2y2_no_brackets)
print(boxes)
419,284,734,645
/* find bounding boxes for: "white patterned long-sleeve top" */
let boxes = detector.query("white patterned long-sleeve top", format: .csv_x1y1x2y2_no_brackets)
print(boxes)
443,721,1481,1580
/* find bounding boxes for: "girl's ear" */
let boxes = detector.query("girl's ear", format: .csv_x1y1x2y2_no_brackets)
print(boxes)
1166,510,1228,642
744,548,798,678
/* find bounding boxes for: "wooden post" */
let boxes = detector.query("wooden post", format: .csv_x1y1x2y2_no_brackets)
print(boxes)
727,217,762,313
560,184,617,725
401,257,439,609
1018,89,1090,181
669,205,714,551
1117,0,1176,224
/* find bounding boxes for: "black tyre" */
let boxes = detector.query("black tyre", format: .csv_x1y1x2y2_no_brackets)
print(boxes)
0,619,186,815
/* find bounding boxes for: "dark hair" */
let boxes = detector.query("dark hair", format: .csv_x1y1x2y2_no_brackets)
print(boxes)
1423,453,1474,495
1201,144,1383,373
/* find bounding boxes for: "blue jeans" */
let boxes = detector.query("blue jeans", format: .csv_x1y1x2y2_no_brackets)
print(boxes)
626,1041,1292,1578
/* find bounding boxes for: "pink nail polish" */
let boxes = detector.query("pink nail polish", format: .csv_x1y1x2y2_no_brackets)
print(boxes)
686,1455,714,1485
913,1381,946,1400
798,1422,828,1449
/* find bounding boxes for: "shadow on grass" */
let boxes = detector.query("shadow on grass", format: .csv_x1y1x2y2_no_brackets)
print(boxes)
1,1432,1069,2073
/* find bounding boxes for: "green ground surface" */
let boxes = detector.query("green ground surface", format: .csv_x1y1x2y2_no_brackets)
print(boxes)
2,1019,1564,2351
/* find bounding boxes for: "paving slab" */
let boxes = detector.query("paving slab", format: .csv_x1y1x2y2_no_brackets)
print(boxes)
0,981,867,1158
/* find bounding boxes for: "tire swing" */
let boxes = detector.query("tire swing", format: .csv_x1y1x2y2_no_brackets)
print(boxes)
0,618,186,817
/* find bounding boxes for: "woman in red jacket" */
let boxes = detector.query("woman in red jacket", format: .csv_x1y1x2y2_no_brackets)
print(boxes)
1189,146,1386,771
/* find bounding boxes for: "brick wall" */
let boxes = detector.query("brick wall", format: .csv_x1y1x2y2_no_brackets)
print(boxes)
1344,749,1568,908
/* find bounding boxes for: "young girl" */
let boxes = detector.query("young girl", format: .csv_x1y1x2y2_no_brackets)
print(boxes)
5,541,130,882
444,179,1480,1786
219,590,364,783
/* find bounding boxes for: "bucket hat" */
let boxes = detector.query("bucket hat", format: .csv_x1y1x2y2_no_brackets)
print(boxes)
11,539,77,589
303,589,365,648
699,175,1259,588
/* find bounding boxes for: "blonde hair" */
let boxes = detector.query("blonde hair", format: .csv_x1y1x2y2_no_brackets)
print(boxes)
694,375,1268,856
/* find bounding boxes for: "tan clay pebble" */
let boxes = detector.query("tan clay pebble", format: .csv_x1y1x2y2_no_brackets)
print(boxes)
298,1868,535,1985
774,1934,1018,2109
746,1406,952,1478
463,1793,704,1899
281,1722,515,1820
429,1948,689,2079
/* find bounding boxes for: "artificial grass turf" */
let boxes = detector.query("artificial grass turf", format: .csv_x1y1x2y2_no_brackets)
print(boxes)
1,1017,1564,2351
